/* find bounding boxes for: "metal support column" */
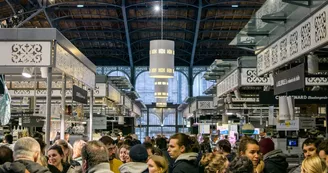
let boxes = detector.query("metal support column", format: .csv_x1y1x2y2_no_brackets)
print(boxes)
326,104,328,139
222,114,228,124
45,67,52,147
175,107,179,133
89,90,94,140
146,108,149,136
131,66,136,89
188,67,193,97
60,73,66,139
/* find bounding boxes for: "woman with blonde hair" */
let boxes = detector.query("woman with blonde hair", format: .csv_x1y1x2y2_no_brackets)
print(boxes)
200,153,229,173
301,156,328,173
147,155,168,173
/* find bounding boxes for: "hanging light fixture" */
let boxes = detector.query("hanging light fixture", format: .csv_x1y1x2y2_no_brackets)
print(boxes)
149,40,175,78
22,67,34,78
154,78,169,98
156,98,167,107
149,0,174,78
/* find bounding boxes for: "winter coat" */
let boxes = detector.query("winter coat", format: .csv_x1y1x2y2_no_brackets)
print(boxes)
88,163,113,173
48,163,76,173
119,162,149,173
289,165,301,173
0,160,52,173
226,152,237,162
263,149,288,173
172,152,200,173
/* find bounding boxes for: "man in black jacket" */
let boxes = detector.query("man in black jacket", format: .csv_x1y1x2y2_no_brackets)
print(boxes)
0,137,51,173
259,138,288,173
168,133,200,173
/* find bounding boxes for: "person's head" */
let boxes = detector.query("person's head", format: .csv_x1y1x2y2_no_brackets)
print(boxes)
203,136,210,143
123,139,134,147
319,140,328,166
259,138,275,155
33,132,43,140
99,136,116,160
4,134,13,144
147,155,168,173
143,142,154,156
119,144,131,163
217,140,231,154
0,145,13,164
64,132,70,142
238,137,260,167
302,138,321,158
48,145,64,168
34,137,46,155
125,136,133,141
73,140,86,159
55,139,72,163
14,137,41,162
144,136,151,143
301,156,328,173
81,140,109,172
200,153,229,173
228,156,254,173
168,133,192,159
156,137,167,150
129,144,148,163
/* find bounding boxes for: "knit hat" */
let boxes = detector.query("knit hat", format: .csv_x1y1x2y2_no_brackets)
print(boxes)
259,138,274,155
129,144,148,162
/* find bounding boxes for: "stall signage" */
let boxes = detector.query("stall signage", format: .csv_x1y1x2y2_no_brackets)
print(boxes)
72,85,88,104
299,117,315,129
259,91,328,104
91,117,107,130
22,116,44,127
273,64,304,95
276,118,299,131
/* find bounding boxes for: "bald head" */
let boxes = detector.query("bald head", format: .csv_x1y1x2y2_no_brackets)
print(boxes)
14,137,41,162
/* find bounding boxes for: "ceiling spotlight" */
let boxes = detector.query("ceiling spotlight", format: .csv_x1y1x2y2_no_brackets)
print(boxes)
154,5,161,12
22,67,34,78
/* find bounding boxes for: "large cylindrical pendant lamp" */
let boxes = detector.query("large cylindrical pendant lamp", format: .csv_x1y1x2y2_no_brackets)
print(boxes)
154,78,169,98
156,98,167,107
149,40,175,78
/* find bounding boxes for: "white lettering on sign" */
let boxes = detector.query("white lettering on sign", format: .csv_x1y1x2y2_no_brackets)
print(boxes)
276,75,300,87
76,92,86,100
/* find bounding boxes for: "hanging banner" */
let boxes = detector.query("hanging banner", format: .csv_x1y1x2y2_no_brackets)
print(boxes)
259,91,328,104
72,85,88,104
22,116,44,127
273,64,305,95
276,118,299,131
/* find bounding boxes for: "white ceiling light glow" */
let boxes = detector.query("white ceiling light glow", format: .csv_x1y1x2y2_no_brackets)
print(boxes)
22,67,34,78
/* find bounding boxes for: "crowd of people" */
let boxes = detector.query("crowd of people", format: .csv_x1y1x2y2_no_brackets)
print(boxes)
0,132,327,173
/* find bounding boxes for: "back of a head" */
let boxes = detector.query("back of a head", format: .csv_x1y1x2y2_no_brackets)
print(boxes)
0,145,13,164
156,137,167,150
200,153,228,173
228,156,254,173
82,140,109,168
319,139,328,155
259,138,274,155
129,144,148,162
217,140,231,153
73,140,86,158
169,133,192,153
99,136,114,146
14,137,40,160
5,134,13,144
302,156,328,173
34,137,46,154
148,155,168,173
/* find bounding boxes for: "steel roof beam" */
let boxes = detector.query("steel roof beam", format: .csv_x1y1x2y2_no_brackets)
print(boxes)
130,29,194,34
190,0,202,67
70,38,127,45
61,29,125,33
199,29,243,33
51,15,123,22
47,2,121,9
122,0,134,68
131,37,193,45
126,1,198,8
